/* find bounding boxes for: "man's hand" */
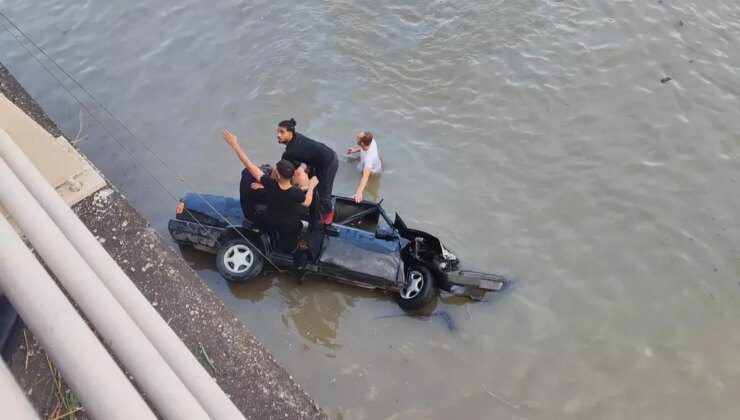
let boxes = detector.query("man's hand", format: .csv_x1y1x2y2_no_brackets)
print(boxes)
222,129,239,148
250,182,264,190
353,191,363,203
346,147,359,154
308,176,319,188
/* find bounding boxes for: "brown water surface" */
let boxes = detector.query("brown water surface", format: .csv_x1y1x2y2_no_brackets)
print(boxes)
2,0,739,418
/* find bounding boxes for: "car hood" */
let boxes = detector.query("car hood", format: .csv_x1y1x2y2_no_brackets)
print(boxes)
394,213,444,255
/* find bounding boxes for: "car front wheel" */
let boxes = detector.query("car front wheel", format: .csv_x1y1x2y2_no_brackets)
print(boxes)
216,238,264,283
396,266,436,311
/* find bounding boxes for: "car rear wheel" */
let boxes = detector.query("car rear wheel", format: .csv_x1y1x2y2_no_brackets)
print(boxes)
396,266,436,311
216,238,263,283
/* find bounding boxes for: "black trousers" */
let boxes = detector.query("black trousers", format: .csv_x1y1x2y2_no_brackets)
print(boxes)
310,155,338,217
239,168,266,220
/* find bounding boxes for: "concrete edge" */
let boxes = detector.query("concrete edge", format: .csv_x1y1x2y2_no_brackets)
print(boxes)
0,62,326,419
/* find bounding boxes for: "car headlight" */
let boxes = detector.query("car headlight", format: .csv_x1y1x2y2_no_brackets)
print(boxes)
440,244,458,262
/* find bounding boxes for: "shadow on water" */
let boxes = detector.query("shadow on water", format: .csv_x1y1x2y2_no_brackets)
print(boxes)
178,241,501,339
227,273,275,303
372,279,516,334
178,242,400,349
373,307,460,333
177,244,214,270
271,274,394,350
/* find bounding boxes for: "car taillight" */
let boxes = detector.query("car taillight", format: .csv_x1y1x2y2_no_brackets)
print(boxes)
176,201,185,215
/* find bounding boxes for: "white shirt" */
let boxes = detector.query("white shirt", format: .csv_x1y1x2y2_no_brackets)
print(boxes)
358,139,382,173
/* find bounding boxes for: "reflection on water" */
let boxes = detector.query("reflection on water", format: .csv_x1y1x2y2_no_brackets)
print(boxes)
228,273,274,303
228,268,388,351
279,285,348,350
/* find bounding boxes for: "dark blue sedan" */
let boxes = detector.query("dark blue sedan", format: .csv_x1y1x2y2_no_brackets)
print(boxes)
168,193,506,311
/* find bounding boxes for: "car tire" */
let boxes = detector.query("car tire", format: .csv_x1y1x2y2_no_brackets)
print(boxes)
216,238,263,283
396,266,436,311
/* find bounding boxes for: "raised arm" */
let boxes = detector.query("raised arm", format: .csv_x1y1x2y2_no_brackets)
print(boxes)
353,167,371,203
301,177,320,207
222,129,264,180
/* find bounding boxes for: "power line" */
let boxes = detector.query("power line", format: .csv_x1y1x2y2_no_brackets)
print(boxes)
0,11,285,273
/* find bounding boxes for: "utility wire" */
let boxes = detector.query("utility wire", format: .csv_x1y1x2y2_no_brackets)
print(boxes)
0,11,285,273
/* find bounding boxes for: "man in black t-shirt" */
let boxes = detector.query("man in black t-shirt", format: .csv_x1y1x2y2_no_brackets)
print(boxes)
277,118,338,225
257,161,314,253
239,163,309,221
223,130,318,256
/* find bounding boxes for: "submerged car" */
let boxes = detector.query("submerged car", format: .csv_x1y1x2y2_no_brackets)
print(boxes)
168,193,506,310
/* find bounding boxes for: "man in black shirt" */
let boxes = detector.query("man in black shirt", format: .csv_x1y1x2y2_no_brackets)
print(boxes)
239,163,309,220
223,129,318,256
277,118,338,225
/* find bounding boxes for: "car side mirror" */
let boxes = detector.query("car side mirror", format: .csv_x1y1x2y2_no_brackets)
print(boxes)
375,227,398,240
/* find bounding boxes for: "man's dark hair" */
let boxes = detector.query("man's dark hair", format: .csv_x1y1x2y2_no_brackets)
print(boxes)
259,163,273,175
275,159,296,179
278,118,297,133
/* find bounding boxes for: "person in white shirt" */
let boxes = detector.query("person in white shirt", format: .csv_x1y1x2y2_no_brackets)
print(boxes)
346,131,382,203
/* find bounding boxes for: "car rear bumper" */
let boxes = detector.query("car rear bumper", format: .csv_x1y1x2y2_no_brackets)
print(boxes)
168,219,224,250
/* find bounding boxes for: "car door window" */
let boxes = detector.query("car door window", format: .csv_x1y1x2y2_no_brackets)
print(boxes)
334,200,382,233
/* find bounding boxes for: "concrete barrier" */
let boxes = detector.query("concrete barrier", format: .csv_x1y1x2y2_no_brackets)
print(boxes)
0,129,246,420
0,211,155,420
0,155,211,420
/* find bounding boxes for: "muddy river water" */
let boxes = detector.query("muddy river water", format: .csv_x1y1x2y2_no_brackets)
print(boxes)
2,0,740,418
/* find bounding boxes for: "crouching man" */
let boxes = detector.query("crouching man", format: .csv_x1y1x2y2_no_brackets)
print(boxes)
223,129,318,266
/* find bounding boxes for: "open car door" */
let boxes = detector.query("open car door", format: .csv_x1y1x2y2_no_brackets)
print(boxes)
317,199,404,287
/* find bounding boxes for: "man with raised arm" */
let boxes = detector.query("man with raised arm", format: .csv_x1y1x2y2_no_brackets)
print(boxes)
222,129,318,260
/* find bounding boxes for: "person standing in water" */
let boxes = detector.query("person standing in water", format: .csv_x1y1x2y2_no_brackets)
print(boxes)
346,131,382,203
277,118,338,224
